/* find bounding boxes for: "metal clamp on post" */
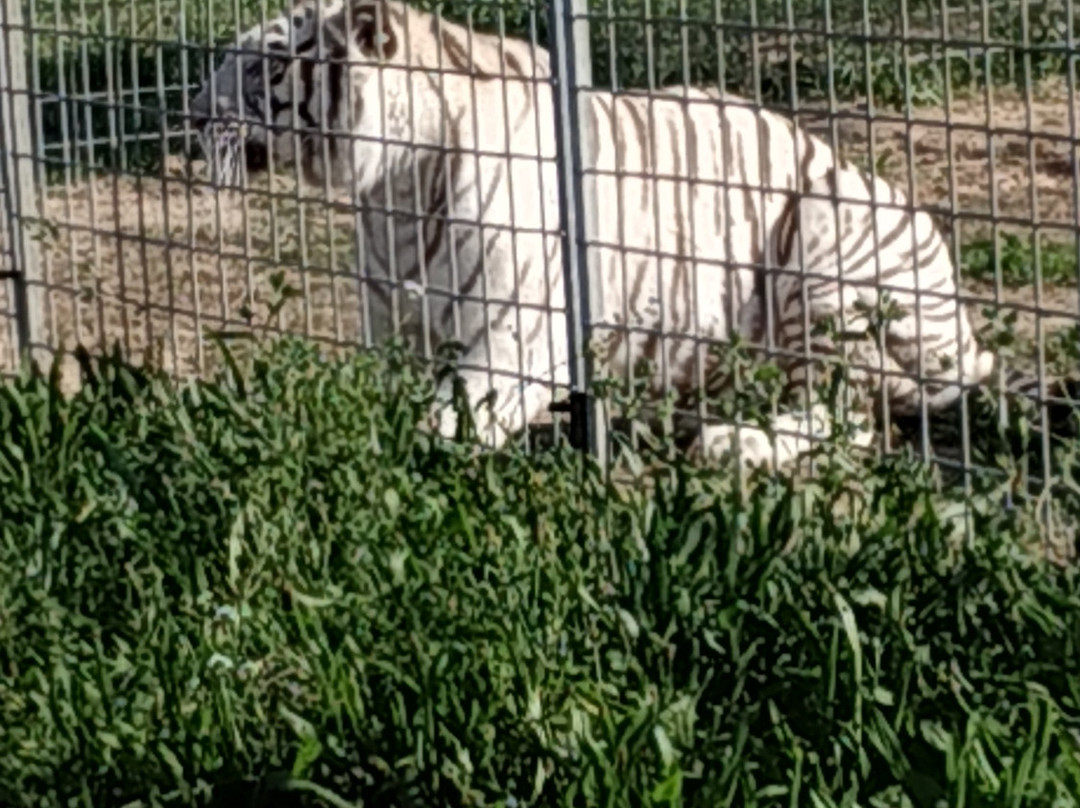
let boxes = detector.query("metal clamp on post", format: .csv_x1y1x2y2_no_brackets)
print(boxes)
548,391,593,453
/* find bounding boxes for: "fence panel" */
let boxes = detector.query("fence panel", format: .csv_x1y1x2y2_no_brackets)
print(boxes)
566,0,1080,555
8,0,586,451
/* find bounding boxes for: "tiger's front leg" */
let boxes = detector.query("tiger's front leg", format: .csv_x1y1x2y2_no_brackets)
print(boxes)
425,311,566,451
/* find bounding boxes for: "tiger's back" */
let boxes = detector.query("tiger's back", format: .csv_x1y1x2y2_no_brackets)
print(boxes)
583,88,832,393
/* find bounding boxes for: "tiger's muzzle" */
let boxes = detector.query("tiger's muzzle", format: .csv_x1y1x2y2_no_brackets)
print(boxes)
191,112,270,189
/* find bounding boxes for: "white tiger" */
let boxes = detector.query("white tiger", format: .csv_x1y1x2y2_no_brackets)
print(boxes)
188,0,1073,468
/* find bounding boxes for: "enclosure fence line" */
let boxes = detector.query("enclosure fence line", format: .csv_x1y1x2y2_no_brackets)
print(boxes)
0,0,1078,532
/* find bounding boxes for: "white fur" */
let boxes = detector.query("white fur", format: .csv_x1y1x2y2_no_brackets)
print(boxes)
191,0,1003,468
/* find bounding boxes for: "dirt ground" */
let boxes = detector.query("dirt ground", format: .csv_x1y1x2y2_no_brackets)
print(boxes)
0,156,367,388
1,77,1079,391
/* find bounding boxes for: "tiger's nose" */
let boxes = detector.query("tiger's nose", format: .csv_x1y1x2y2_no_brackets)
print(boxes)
187,91,234,130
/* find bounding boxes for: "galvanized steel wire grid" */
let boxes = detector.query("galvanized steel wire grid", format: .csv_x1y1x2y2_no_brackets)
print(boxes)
1,0,1078,494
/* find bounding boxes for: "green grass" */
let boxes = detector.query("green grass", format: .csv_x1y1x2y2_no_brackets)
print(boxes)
962,234,1080,289
31,0,1074,100
2,336,1080,807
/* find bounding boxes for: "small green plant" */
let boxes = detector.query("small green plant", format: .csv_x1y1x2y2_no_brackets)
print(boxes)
961,233,1080,288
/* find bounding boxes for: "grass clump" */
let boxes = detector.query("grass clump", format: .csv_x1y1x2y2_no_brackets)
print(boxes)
962,233,1080,288
1,337,1080,807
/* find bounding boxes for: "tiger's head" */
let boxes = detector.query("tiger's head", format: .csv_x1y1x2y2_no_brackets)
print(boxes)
189,0,404,189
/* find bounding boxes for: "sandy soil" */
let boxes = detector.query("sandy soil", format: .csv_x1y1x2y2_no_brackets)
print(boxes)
1,157,365,387
1,77,1078,391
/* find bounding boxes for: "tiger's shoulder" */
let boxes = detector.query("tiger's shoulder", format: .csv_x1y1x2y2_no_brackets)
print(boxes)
612,84,804,130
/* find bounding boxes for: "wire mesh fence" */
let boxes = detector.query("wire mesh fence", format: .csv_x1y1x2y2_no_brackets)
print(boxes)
2,0,1080,527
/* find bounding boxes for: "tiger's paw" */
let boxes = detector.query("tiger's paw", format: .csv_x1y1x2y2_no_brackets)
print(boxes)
694,423,780,469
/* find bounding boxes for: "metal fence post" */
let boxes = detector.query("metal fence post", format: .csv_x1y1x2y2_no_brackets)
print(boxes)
0,0,43,369
547,0,607,465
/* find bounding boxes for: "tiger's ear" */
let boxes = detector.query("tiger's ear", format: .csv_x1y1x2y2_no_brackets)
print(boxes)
346,0,398,61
